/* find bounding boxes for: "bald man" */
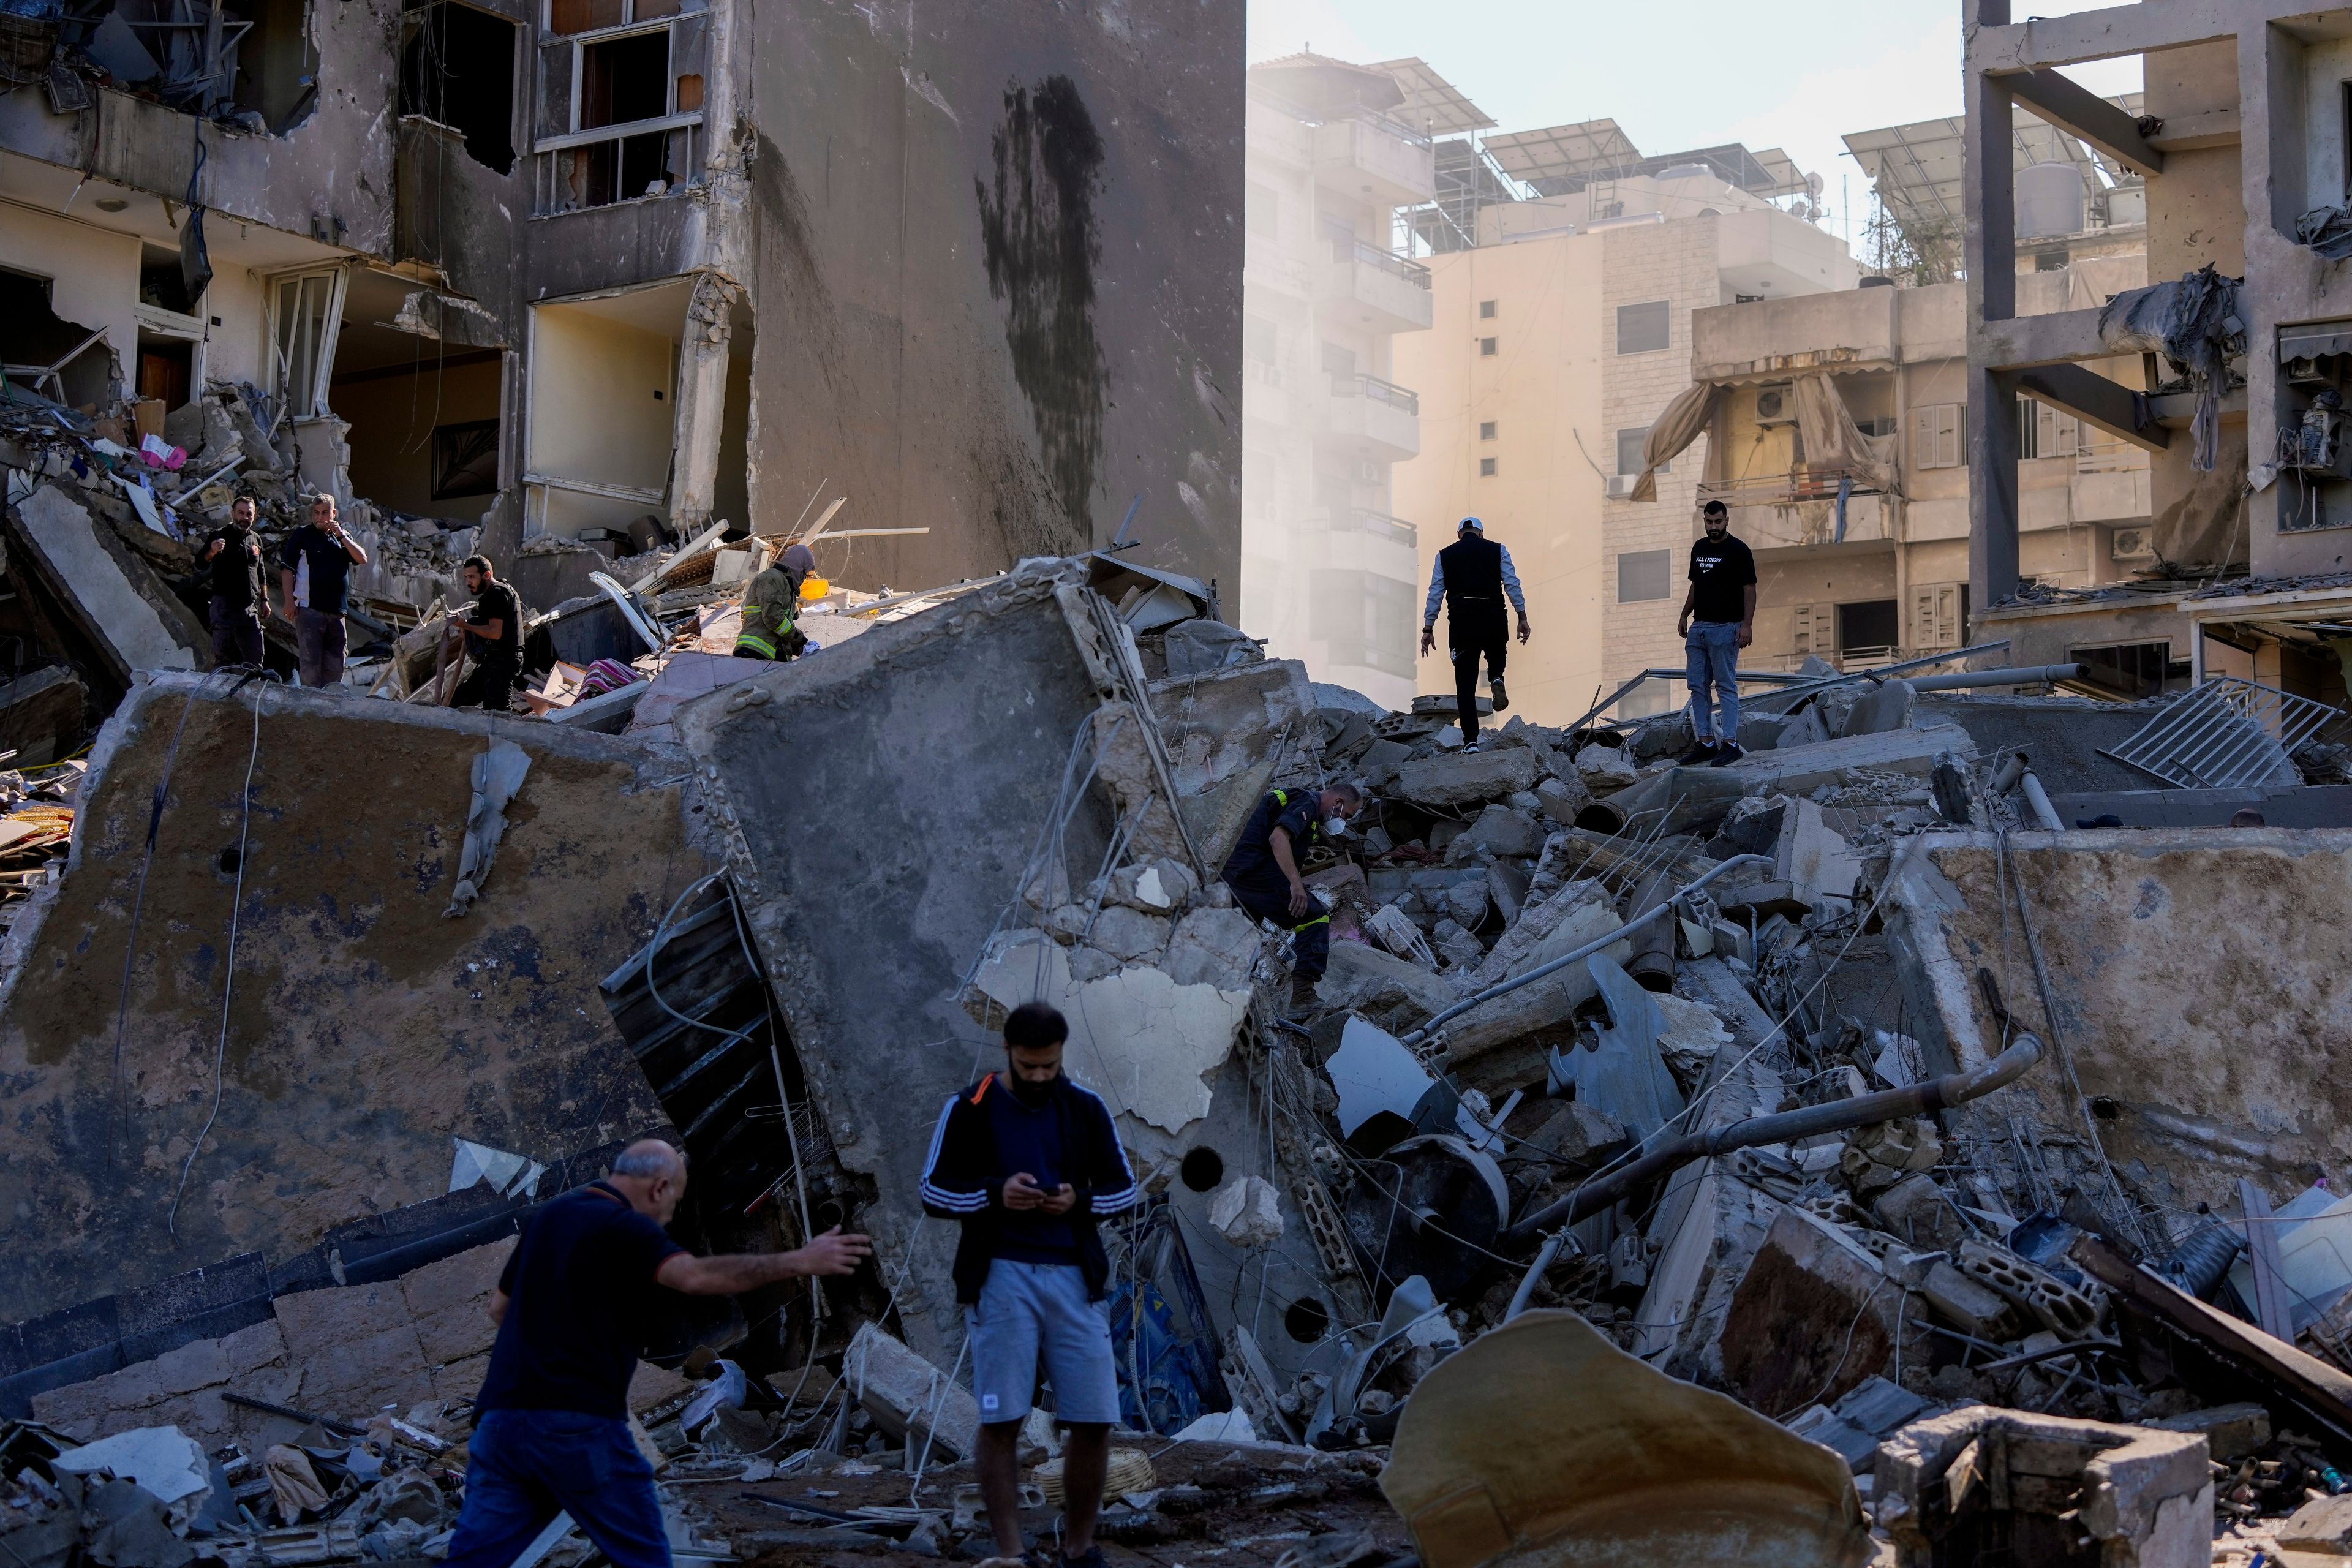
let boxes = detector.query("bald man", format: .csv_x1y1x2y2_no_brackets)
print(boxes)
443,1141,871,1568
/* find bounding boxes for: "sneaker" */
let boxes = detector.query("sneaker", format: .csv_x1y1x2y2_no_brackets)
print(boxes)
1460,741,1482,753
1060,1548,1110,1568
1490,677,1509,712
1678,740,1721,766
1708,741,1747,767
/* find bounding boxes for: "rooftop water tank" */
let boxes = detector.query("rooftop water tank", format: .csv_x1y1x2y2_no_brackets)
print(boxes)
2016,161,2085,238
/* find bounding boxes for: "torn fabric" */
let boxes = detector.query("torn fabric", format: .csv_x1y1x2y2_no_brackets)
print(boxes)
2097,265,2245,472
443,740,532,918
2296,205,2352,263
1790,372,1897,496
1629,381,1719,502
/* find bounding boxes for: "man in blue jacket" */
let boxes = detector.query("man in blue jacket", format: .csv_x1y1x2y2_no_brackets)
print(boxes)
921,1003,1137,1568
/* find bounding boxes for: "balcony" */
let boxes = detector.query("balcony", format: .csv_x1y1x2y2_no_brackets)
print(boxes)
1322,373,1420,461
2071,440,2152,522
1311,112,1436,207
1697,467,1890,550
1325,241,1433,333
1327,508,1418,548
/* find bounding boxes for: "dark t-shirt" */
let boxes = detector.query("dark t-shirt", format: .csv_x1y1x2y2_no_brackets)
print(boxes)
985,1082,1079,1264
279,525,355,616
466,580,523,663
206,525,265,611
474,1182,686,1419
1222,789,1321,894
1688,533,1757,624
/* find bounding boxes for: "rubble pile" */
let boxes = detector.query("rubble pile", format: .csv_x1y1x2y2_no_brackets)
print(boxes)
4,555,2351,1568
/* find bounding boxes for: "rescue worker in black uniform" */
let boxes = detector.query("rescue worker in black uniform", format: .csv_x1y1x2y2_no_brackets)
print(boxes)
1219,783,1363,1015
1418,515,1531,750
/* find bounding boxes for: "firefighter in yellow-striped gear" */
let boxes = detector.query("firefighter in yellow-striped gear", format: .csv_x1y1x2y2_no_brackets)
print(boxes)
1219,783,1363,1016
734,541,818,661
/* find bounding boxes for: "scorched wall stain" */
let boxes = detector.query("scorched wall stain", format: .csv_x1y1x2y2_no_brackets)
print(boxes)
975,74,1108,544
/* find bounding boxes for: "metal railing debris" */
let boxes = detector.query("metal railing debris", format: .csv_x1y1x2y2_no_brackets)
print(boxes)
2100,676,2342,788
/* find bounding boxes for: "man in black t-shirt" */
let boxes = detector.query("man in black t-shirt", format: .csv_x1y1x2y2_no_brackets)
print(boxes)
277,494,368,689
441,1140,870,1568
1676,500,1758,766
448,554,525,712
201,494,267,666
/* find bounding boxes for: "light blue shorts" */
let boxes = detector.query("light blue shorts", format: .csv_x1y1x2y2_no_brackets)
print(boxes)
965,1259,1121,1427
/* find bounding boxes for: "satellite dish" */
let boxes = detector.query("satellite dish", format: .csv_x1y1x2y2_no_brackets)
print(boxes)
1806,172,1825,198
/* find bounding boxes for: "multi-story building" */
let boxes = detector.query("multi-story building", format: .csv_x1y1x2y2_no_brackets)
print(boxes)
1659,105,2164,696
0,0,1243,607
1390,125,1853,722
1961,0,2352,717
1238,54,1482,709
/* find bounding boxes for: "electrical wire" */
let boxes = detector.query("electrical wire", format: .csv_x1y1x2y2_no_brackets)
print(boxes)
168,674,271,1237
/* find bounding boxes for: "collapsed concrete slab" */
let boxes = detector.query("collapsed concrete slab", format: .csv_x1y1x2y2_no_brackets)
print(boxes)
7,484,207,684
0,676,722,1410
1883,828,2352,1215
1716,1207,1913,1414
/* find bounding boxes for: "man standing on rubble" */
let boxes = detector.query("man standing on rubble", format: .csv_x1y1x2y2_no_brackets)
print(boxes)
1418,516,1529,752
443,1140,871,1568
202,494,267,667
447,554,524,712
1220,783,1363,1016
733,541,816,661
1676,499,1757,766
277,494,368,690
919,1002,1137,1568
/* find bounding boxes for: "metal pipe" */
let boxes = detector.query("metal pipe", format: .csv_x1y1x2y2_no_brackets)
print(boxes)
1504,1231,1570,1322
1744,640,2014,712
1502,1034,2045,1243
1400,854,1776,1049
2019,769,2064,831
1988,751,2027,795
1904,662,2086,692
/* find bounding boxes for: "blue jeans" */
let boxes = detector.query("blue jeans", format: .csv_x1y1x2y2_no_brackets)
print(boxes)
442,1409,670,1568
1685,621,1742,742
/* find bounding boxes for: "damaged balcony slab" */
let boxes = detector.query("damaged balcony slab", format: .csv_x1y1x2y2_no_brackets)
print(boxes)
1882,828,2352,1216
7,484,208,684
0,675,723,1340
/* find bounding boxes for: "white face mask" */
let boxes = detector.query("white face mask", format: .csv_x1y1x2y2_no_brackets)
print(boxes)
1323,815,1351,837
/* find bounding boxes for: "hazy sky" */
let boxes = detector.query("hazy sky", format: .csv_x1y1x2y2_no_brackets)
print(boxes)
1246,0,2142,243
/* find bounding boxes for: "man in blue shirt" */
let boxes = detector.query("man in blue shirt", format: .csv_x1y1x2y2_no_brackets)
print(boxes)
920,1005,1137,1568
1418,516,1530,751
442,1141,871,1568
1220,784,1362,1016
276,494,368,690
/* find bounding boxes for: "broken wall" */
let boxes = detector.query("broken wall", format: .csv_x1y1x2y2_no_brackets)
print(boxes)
0,677,724,1333
741,0,1244,592
1886,829,2352,1215
675,565,1125,1362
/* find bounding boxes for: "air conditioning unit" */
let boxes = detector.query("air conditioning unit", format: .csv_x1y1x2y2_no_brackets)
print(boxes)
2111,527,2155,560
1605,474,1639,499
1353,460,1382,484
1755,384,1795,426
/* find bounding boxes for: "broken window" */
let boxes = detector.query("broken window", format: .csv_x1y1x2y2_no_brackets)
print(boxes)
534,0,705,214
73,0,314,129
401,0,518,174
1836,599,1899,659
271,268,347,420
2075,639,2185,699
0,268,116,408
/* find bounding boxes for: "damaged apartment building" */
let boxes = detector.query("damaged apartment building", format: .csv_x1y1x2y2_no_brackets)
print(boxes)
0,0,1245,730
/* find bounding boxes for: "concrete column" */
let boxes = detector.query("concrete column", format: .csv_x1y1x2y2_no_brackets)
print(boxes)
669,269,742,537
1964,1,2021,608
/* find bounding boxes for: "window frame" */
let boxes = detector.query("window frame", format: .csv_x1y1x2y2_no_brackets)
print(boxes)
1911,402,1966,470
1617,549,1672,603
1479,456,1497,477
1616,299,1670,355
266,265,349,421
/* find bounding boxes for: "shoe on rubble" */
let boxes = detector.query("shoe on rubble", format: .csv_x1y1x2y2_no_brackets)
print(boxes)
1287,973,1321,1017
1460,741,1482,753
1677,740,1721,766
1708,741,1747,767
1490,677,1509,712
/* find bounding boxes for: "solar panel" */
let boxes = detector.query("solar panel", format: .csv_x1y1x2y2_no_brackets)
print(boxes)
1366,56,1496,135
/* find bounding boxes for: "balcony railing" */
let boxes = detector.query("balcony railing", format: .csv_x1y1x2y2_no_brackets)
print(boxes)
1331,372,1420,415
1330,239,1432,290
1696,466,1884,508
1328,508,1417,547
